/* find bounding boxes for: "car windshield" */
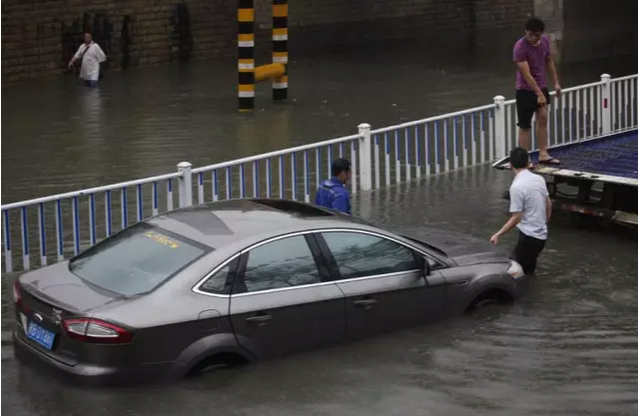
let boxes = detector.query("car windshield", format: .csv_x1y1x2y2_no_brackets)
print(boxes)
69,223,208,296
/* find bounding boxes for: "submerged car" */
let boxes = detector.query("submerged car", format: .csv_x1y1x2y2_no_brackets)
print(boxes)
13,198,527,385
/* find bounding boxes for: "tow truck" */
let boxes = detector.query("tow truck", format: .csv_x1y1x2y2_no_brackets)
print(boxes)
493,129,638,227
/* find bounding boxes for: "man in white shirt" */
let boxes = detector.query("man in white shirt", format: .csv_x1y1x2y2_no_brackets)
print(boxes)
490,147,552,275
68,32,107,88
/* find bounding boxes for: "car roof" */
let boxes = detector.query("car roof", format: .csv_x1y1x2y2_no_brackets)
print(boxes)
145,198,375,249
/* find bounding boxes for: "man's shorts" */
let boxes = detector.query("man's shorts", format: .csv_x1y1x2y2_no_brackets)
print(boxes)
516,88,551,129
512,230,546,275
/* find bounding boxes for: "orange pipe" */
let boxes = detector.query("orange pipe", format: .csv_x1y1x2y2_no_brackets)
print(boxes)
255,63,286,83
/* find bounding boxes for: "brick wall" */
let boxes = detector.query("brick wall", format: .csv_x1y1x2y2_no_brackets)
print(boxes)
1,0,235,83
2,0,534,84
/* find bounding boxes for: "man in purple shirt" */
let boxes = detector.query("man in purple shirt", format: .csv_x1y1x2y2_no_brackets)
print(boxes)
514,17,562,166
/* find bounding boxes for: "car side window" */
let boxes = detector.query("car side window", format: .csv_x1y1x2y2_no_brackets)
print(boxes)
321,232,419,280
238,235,322,293
200,262,234,294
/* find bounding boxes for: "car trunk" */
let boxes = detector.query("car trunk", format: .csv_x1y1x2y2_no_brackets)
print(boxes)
19,261,128,313
15,261,129,365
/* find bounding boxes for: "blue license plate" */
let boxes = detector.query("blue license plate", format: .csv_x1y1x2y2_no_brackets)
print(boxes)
27,321,56,350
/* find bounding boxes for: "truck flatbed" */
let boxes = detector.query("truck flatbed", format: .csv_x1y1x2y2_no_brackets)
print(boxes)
493,129,638,226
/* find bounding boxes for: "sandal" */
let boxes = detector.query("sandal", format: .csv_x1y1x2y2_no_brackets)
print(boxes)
538,157,560,165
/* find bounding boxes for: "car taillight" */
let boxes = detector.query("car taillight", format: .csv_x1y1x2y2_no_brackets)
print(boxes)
13,281,32,313
63,318,133,344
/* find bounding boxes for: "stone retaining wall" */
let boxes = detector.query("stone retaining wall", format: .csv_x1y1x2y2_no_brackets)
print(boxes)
2,0,534,84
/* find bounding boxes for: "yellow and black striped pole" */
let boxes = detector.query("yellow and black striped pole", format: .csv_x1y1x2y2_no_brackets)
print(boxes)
272,0,288,101
238,0,255,111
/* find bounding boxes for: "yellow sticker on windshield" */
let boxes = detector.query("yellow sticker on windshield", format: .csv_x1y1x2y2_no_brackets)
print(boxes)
144,231,180,248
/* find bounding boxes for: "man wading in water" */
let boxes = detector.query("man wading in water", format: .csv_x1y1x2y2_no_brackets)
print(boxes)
315,159,352,215
68,32,107,88
490,147,552,276
513,17,562,167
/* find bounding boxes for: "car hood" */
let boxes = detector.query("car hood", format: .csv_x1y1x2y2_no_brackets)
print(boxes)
19,261,128,313
395,226,510,266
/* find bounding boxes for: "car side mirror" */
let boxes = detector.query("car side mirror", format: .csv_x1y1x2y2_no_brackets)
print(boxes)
420,257,432,277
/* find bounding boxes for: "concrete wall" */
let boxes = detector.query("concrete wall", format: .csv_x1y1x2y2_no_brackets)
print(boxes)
533,0,563,63
1,0,536,84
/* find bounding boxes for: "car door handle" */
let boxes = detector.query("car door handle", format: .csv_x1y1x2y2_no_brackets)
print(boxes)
245,315,272,323
353,299,378,307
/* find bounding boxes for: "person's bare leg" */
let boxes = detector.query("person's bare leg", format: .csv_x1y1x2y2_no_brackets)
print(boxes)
518,127,534,168
536,106,558,163
518,127,531,151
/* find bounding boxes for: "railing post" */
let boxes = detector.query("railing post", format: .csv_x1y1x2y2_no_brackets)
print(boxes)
600,73,611,134
493,95,507,159
177,161,193,208
358,123,372,191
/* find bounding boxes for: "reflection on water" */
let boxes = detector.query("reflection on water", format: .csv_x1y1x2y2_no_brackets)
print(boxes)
80,87,103,124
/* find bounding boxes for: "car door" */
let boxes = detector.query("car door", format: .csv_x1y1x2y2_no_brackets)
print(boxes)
228,233,346,360
315,230,447,341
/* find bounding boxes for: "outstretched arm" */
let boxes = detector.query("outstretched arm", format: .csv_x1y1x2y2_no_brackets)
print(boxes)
68,45,84,68
490,186,524,245
490,212,523,245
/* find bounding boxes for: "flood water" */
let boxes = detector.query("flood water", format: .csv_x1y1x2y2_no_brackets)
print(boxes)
1,39,637,416
2,165,637,416
1,42,636,203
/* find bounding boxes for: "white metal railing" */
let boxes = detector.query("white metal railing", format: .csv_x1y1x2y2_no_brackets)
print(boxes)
190,133,365,205
1,73,637,274
610,74,637,133
368,104,497,188
1,172,182,273
502,74,638,152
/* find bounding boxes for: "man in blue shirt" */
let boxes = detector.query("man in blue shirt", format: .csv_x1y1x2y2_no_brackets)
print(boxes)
315,158,351,214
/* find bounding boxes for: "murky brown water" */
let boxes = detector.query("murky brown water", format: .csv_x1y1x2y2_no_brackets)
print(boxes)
1,41,637,416
1,43,636,203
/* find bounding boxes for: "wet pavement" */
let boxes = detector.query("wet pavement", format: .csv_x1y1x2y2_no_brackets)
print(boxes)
2,165,637,416
1,40,638,415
